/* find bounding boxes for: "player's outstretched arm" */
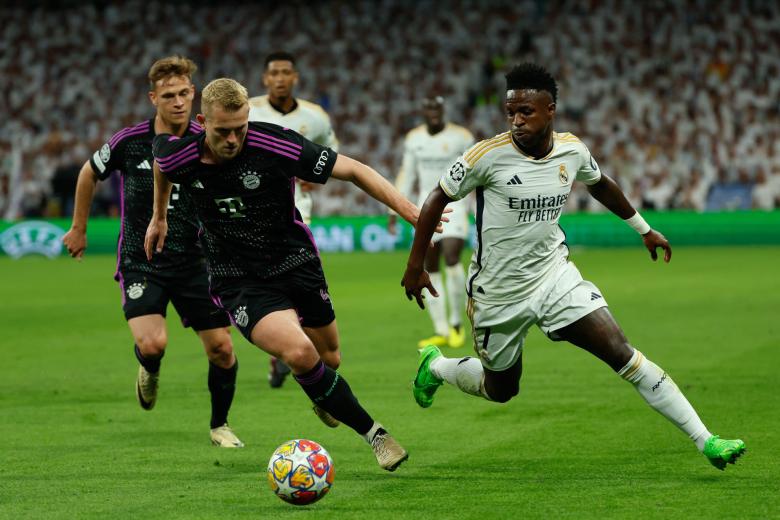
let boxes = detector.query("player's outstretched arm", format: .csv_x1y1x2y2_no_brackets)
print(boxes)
586,173,672,263
331,154,420,226
401,186,452,309
62,160,99,260
144,161,173,261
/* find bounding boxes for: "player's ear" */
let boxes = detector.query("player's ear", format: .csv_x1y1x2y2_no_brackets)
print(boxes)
548,102,556,117
149,90,158,107
196,113,206,125
292,72,299,86
262,72,270,89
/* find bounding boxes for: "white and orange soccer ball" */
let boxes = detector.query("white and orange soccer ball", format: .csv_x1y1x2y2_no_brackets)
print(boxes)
267,439,335,505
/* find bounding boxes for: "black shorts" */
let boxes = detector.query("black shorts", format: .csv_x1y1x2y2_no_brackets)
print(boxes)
210,260,336,341
118,268,231,331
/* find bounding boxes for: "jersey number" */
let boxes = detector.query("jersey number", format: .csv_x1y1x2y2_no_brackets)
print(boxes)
215,197,246,218
167,183,181,210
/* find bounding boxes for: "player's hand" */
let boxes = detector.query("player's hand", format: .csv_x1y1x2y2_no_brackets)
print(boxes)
62,228,87,260
144,218,168,261
298,180,316,193
401,265,439,309
642,229,672,263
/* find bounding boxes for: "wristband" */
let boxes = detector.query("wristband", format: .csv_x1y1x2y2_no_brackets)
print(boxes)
624,212,651,235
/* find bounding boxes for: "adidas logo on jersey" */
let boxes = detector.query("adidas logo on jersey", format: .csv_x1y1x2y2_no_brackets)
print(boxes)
137,160,152,170
191,180,205,189
507,174,522,185
590,292,602,301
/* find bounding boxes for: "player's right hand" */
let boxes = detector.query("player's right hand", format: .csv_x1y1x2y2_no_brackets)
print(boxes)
144,218,168,261
401,265,439,310
62,228,87,260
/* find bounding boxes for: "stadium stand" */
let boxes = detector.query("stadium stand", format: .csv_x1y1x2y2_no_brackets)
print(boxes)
1,0,778,218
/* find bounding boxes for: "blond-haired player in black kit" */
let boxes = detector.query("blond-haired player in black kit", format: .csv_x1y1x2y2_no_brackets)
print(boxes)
62,56,243,448
145,78,446,471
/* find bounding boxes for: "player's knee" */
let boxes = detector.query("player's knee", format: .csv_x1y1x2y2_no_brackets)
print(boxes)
136,331,167,357
443,251,460,266
484,380,520,403
205,334,234,366
320,349,341,370
282,341,318,372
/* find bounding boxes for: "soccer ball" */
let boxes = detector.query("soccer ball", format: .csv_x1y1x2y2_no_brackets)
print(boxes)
267,439,335,505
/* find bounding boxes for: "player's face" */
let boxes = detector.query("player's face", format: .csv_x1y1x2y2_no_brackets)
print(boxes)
201,103,250,161
505,89,555,149
263,60,298,100
422,99,444,128
149,75,195,126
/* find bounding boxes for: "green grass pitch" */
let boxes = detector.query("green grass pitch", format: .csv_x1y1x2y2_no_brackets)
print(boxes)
1,247,778,519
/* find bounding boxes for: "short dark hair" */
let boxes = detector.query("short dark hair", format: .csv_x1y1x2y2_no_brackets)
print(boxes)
505,63,557,103
264,51,296,69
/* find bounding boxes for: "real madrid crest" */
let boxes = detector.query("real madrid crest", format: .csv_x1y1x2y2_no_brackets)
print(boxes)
558,164,569,184
241,171,260,189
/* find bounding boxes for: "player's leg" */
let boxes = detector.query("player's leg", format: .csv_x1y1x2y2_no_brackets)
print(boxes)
197,327,243,447
265,187,316,388
127,314,167,410
441,237,466,348
418,242,449,348
121,272,170,411
169,270,244,447
251,310,408,471
303,321,342,428
546,282,745,469
414,298,530,407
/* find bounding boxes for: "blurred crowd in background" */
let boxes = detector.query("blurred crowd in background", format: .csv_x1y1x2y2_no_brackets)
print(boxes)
1,0,779,219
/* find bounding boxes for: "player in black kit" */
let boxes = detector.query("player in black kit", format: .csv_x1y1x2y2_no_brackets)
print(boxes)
62,57,243,448
145,78,437,471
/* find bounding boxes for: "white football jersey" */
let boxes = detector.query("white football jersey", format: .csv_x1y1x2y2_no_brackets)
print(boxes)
248,95,338,150
396,123,474,206
440,131,602,303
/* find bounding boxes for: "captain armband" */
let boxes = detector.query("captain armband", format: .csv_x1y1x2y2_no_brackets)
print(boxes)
624,211,651,235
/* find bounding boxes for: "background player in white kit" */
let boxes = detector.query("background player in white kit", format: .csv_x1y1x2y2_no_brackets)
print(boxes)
402,63,746,471
248,51,339,388
389,96,474,349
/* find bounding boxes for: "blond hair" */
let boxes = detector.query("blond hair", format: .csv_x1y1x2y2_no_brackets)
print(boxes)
201,78,248,115
148,55,197,89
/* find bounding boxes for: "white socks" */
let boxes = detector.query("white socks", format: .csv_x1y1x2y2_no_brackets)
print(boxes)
444,263,466,328
426,272,449,336
430,356,490,399
619,349,712,451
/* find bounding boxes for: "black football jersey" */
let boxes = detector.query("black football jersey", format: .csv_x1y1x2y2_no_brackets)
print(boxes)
152,121,337,280
90,119,205,276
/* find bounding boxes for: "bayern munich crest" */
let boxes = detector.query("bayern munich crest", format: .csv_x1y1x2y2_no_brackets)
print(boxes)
241,171,260,190
126,282,144,300
234,305,249,327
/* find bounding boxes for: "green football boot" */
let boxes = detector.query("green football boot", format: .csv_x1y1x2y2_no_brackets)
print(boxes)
703,435,746,470
413,345,443,408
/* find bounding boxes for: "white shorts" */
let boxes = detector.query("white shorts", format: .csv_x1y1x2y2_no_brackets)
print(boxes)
467,260,608,371
428,196,470,242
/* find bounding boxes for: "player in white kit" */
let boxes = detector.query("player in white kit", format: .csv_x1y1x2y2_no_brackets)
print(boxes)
249,51,339,224
389,96,474,349
402,64,745,470
248,51,339,389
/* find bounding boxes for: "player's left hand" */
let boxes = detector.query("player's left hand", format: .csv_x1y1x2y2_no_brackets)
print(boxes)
401,265,438,309
642,229,672,263
144,218,168,261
